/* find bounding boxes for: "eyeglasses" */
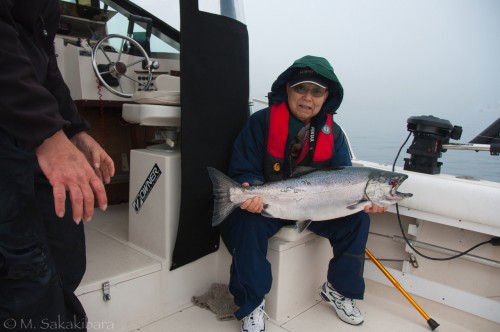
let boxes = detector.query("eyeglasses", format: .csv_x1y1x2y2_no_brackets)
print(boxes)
291,84,328,97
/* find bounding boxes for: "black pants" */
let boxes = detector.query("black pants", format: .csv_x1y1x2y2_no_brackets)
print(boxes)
0,130,87,331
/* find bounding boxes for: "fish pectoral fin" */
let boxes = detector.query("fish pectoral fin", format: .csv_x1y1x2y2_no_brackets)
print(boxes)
346,200,369,210
295,220,312,233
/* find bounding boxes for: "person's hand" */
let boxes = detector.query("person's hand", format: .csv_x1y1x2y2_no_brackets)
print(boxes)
364,204,388,213
239,182,264,213
70,131,115,184
35,130,110,224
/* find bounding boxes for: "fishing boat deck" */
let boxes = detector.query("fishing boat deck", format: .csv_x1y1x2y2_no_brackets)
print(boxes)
79,204,499,332
132,278,498,332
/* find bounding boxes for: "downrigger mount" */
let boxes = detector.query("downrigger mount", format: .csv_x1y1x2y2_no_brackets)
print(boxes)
403,115,462,174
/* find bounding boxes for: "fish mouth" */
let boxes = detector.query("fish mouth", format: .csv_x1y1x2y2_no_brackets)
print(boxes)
389,176,413,199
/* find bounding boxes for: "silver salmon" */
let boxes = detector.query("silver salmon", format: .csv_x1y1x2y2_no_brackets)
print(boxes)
207,166,413,231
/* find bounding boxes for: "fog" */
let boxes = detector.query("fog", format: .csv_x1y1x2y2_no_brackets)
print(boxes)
244,0,500,180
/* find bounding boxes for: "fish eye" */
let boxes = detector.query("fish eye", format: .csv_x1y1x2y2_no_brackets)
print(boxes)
389,178,399,186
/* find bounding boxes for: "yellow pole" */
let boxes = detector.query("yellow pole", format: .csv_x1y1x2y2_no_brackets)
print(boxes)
365,248,439,330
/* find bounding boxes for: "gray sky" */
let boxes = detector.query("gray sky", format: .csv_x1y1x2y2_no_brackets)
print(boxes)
244,0,500,119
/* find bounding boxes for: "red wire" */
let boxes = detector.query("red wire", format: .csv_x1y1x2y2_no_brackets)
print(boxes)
96,78,105,147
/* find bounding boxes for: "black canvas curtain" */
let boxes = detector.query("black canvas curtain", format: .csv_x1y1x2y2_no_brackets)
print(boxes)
171,0,249,269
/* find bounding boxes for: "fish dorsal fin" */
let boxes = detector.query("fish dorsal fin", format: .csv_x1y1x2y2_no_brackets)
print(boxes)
290,166,345,178
261,204,277,219
261,210,273,218
295,220,313,233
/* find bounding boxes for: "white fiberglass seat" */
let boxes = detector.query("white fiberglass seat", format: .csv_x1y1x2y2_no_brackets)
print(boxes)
122,74,181,127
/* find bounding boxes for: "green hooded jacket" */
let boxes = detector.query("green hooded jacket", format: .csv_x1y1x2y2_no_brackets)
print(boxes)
269,55,344,114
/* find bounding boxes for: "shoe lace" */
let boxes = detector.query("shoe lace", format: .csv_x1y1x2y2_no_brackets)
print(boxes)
328,284,360,316
340,297,360,315
247,304,269,326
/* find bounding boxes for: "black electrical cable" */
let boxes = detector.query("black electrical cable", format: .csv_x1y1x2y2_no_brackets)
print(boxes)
392,133,494,261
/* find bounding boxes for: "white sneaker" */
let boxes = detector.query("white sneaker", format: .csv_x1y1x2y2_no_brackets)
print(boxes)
319,282,364,325
241,300,266,332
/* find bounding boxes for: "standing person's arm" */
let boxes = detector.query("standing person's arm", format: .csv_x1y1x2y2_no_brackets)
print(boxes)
0,1,69,149
0,2,113,223
36,130,110,223
41,5,115,190
70,132,114,185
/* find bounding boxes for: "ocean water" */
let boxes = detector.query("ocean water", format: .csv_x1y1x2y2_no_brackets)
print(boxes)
337,109,500,183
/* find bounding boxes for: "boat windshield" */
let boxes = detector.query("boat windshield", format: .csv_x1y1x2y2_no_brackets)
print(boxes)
127,0,246,27
60,0,245,56
197,0,246,23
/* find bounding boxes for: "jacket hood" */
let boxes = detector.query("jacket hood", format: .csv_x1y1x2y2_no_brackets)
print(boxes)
269,55,344,114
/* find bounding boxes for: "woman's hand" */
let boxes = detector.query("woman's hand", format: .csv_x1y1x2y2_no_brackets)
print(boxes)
239,182,264,213
364,204,388,213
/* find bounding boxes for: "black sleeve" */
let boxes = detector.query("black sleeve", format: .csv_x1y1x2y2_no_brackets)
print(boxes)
44,44,90,139
0,1,86,150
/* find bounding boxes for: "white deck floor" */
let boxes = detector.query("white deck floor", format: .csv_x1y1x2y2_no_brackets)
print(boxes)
130,278,499,332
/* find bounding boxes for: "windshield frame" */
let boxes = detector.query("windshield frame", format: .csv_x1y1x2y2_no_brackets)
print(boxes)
102,0,180,51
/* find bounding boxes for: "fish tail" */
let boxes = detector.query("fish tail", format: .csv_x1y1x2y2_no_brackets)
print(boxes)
207,167,240,226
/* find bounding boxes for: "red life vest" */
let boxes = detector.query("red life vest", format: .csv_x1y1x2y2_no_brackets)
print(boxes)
264,102,336,181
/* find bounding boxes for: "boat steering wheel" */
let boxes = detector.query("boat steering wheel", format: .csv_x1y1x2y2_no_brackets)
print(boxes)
91,34,158,98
